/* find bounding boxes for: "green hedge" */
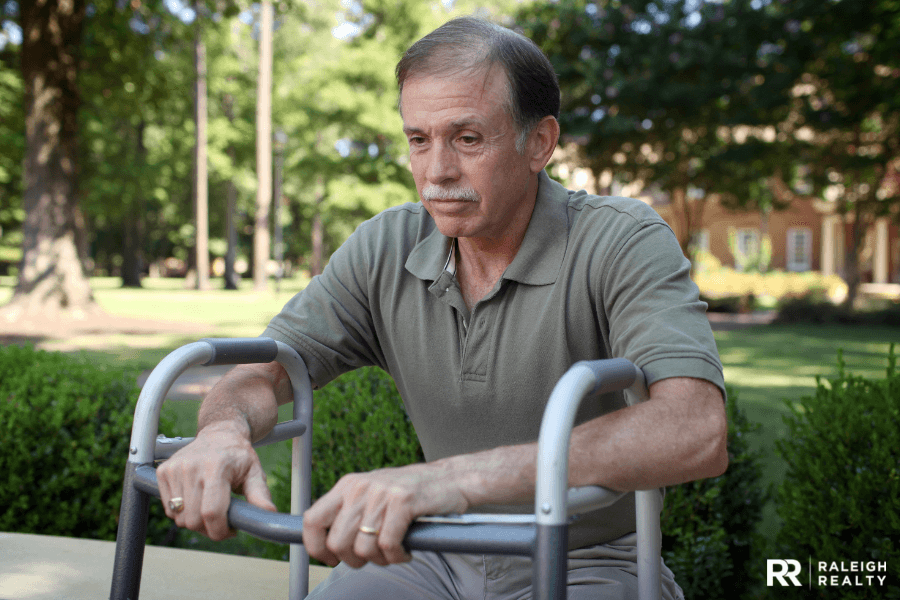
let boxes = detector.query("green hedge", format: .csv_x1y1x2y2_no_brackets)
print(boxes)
661,386,768,599
776,295,900,327
774,347,900,599
0,344,172,544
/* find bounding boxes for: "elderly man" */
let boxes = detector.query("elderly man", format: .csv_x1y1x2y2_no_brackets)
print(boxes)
158,17,727,600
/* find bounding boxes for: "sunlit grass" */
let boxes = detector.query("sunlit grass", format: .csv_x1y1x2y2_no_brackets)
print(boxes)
713,323,898,546
1,274,311,366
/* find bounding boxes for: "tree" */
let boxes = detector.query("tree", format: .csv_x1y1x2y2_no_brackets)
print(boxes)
0,0,99,325
253,0,273,291
0,36,24,263
76,0,197,286
269,0,515,274
191,0,210,290
516,0,805,259
768,0,900,306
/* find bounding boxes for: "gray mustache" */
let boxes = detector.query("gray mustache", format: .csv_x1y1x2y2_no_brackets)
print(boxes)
421,185,480,203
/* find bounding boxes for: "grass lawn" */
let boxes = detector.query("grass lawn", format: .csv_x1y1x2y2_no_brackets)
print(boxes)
713,322,898,547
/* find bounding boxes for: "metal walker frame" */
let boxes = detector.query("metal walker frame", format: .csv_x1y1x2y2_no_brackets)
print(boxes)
110,337,663,600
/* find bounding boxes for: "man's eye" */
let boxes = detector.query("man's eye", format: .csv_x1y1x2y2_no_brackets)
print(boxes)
459,135,478,145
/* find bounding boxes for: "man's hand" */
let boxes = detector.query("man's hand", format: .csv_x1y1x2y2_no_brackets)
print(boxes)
156,420,277,540
302,461,471,569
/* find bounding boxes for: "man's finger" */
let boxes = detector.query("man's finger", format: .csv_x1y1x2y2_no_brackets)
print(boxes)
303,495,344,567
199,475,236,540
157,464,175,519
243,465,277,512
378,499,413,564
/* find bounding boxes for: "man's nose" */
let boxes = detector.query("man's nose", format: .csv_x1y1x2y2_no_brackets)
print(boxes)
426,143,460,184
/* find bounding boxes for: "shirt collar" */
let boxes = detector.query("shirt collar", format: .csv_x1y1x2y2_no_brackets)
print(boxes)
405,171,569,286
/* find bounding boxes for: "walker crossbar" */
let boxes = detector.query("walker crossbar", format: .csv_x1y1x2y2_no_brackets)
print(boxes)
130,465,627,555
110,338,662,600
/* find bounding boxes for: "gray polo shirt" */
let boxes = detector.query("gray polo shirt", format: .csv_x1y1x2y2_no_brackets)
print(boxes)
263,171,724,547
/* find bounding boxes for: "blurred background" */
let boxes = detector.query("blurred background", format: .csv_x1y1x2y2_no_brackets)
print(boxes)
0,0,897,322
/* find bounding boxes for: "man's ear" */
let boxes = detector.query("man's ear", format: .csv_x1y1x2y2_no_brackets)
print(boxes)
527,116,560,174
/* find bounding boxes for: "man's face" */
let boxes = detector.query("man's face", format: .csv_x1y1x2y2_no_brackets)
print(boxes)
400,65,537,242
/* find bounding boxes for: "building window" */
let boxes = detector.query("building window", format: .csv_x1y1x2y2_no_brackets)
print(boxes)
734,228,760,271
693,229,710,253
690,229,710,255
787,227,812,272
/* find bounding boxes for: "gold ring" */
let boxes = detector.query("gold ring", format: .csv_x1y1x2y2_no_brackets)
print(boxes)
358,525,379,536
169,497,185,513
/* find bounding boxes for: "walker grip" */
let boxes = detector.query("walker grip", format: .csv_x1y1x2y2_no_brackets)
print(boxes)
200,338,280,366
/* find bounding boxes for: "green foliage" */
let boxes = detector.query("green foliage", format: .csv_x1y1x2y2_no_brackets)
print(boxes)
774,347,900,599
516,0,801,213
661,386,769,599
776,295,900,327
0,344,173,544
0,58,24,245
693,258,848,312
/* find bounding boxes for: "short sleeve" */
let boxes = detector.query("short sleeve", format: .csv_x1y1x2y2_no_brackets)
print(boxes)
262,222,386,388
599,216,726,399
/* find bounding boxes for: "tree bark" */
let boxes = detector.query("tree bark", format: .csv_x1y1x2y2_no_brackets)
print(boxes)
192,0,210,291
310,186,325,277
1,0,100,326
223,94,239,290
253,0,274,291
121,120,146,288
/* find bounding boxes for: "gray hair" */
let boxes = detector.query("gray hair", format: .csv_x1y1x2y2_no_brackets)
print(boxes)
396,17,560,154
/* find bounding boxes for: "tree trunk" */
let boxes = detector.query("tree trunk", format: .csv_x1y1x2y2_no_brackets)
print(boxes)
193,0,210,291
310,188,325,277
122,207,143,287
121,120,146,288
253,0,274,291
1,0,100,326
842,205,868,310
223,94,239,290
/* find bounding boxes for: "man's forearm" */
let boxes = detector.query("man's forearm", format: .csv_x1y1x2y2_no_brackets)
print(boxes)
445,377,729,508
197,362,294,442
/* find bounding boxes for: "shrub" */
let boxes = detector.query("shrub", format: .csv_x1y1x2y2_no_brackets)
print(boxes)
661,386,769,599
776,295,900,327
774,347,900,599
0,344,172,543
692,259,848,312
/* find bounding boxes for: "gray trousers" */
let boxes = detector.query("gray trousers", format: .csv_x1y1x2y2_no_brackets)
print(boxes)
307,534,683,600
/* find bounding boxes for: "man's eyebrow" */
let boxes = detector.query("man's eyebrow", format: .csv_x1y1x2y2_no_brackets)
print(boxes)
403,118,485,137
449,119,482,130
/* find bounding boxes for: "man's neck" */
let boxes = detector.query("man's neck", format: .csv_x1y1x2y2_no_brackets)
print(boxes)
454,181,539,310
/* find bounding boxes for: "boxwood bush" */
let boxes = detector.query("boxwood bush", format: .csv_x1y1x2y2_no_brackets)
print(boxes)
661,386,768,599
0,344,172,544
774,347,899,599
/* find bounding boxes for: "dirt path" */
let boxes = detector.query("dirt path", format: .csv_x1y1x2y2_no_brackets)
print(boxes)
2,310,776,400
0,311,210,349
